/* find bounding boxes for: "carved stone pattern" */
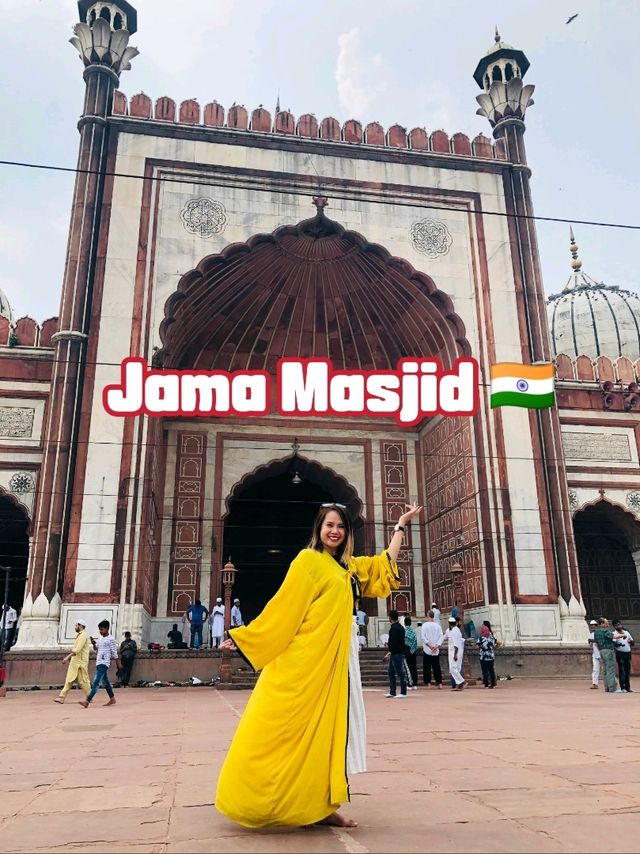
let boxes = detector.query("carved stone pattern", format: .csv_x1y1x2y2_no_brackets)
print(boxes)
181,198,228,238
410,219,453,259
568,489,578,511
168,432,207,615
627,492,640,512
0,407,35,438
424,417,483,608
9,472,34,494
380,440,414,608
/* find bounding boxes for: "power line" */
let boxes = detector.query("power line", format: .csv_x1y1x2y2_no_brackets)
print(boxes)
1,158,640,231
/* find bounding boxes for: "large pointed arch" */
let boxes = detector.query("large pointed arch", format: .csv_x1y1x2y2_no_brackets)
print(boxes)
159,205,470,372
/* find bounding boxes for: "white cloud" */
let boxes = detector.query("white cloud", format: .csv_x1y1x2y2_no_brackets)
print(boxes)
335,27,388,118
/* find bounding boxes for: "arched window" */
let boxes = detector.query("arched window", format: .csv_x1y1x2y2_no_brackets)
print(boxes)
484,74,490,89
100,6,111,24
492,65,502,82
114,12,123,29
505,63,514,81
89,8,97,24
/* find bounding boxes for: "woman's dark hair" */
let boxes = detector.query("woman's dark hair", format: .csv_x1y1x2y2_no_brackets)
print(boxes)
308,504,354,565
483,620,493,633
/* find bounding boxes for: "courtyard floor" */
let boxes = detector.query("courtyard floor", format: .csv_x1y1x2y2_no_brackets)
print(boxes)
1,680,639,853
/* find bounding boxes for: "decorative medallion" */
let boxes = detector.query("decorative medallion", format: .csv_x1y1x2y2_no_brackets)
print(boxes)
568,489,578,510
9,471,34,494
410,218,453,258
180,198,228,238
626,491,640,512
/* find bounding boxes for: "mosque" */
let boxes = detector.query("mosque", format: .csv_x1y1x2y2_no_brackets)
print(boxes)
1,1,639,660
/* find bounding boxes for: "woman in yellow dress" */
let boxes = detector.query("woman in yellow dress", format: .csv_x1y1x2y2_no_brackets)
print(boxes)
216,501,422,829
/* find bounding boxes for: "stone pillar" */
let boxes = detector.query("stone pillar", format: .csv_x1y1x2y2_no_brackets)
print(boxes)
18,13,138,648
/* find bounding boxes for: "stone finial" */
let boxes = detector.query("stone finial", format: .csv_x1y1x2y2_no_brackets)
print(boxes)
569,227,582,273
70,17,139,75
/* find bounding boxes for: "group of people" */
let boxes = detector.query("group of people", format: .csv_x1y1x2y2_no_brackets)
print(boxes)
181,597,244,649
588,616,634,693
54,619,138,705
383,608,499,696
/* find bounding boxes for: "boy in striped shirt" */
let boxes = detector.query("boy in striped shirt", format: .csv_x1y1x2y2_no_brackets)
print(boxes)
80,620,120,708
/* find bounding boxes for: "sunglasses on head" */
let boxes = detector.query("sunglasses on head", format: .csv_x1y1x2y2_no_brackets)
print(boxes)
321,502,347,509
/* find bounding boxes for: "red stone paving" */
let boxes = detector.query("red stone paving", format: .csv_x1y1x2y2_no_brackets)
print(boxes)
1,681,639,853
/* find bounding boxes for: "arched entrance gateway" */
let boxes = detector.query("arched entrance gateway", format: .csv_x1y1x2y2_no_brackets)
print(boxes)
0,489,30,634
223,458,365,622
574,500,640,632
156,200,478,626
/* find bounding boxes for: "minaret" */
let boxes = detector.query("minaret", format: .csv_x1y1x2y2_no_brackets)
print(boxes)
18,2,138,647
473,33,585,640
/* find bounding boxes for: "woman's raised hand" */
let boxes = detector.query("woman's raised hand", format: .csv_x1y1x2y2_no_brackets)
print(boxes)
219,638,237,651
399,503,423,527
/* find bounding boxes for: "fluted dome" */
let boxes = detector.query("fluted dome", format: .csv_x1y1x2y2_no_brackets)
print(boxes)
547,231,640,360
0,288,13,323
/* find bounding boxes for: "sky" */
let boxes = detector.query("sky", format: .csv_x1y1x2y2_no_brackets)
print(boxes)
1,0,638,321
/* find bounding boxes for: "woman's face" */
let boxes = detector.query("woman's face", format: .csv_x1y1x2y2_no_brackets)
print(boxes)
320,510,346,555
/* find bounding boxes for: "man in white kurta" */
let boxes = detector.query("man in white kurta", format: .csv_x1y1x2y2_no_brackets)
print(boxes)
209,598,225,648
444,616,465,688
588,619,600,688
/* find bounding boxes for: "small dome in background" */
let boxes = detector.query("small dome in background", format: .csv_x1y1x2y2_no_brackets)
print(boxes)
547,229,640,360
0,288,13,323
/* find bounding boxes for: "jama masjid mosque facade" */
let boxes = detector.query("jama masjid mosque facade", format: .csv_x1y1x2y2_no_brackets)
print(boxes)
1,1,639,657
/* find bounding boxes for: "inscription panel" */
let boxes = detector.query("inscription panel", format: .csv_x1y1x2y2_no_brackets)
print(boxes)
562,431,632,463
0,407,35,438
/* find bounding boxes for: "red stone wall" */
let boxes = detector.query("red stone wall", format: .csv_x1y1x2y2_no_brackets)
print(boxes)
167,432,207,615
422,417,483,610
379,440,415,613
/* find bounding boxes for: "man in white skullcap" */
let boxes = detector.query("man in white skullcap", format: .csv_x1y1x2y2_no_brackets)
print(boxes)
231,598,244,628
55,620,91,703
443,616,465,689
209,597,225,648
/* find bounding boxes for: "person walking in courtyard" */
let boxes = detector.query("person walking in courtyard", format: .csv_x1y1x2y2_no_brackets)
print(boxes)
444,615,465,689
186,598,208,649
231,598,244,628
588,619,600,689
118,631,137,687
80,620,119,707
403,616,418,690
216,501,422,828
385,610,408,698
209,597,225,648
594,617,622,694
476,621,497,688
422,609,443,687
430,602,441,626
613,619,634,692
55,619,91,704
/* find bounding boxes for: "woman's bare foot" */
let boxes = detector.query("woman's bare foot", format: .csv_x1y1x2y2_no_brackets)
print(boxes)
317,811,358,828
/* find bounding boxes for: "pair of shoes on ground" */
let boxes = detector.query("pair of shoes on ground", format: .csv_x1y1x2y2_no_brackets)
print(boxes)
384,693,408,698
452,681,466,690
79,697,117,708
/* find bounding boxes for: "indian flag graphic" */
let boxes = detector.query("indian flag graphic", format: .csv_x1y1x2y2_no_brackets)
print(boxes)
490,363,555,409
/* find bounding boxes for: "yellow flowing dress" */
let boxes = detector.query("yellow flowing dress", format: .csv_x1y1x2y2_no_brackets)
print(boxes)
215,546,399,828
